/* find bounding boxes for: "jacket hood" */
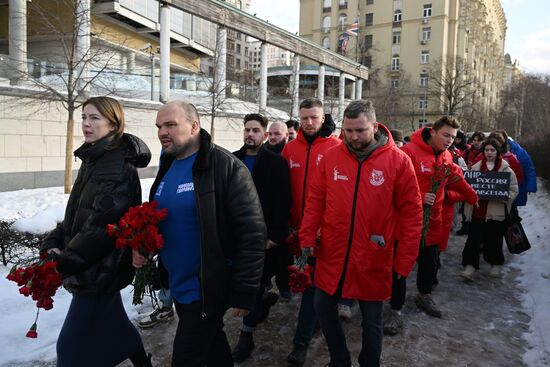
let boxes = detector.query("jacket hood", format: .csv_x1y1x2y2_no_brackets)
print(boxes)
410,127,436,155
122,133,152,168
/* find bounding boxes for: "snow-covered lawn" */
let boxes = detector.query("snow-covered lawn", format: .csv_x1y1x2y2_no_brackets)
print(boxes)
0,178,548,366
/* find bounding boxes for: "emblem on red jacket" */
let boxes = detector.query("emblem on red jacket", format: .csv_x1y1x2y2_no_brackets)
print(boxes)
369,169,385,186
290,158,301,169
420,161,432,173
316,154,324,166
333,167,349,181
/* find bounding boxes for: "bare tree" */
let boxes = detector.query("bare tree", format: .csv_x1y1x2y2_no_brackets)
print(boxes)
428,56,476,116
4,0,135,193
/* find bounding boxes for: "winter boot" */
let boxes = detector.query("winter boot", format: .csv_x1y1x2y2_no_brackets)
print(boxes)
338,304,352,321
489,265,502,278
456,221,470,236
231,330,255,362
460,265,476,281
257,291,279,323
415,294,442,318
287,343,308,366
383,308,404,336
137,302,174,329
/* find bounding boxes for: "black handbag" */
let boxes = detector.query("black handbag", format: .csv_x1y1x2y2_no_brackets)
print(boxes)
503,205,531,254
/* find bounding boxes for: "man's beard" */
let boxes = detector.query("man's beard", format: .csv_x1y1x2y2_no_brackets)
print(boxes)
266,140,285,153
245,140,261,150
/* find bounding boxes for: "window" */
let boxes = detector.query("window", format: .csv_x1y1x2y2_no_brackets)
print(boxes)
245,47,249,57
227,54,235,67
323,0,331,8
422,27,431,41
338,14,347,31
420,73,429,87
392,31,401,45
367,0,374,4
418,96,428,109
363,55,372,68
391,78,399,88
423,4,432,17
339,0,347,9
245,61,249,69
322,16,331,33
236,32,242,40
365,13,373,26
393,10,402,22
418,118,428,128
391,56,400,71
322,36,330,49
364,34,373,49
236,58,241,69
236,44,241,53
421,50,430,64
228,39,235,51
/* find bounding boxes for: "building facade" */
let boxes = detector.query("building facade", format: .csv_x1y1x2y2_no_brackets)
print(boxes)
300,0,507,130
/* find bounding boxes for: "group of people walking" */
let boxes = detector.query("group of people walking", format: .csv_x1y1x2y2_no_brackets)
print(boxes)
41,95,536,367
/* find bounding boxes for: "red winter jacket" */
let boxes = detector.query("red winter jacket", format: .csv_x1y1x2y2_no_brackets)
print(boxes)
299,125,422,301
439,164,479,252
282,130,341,231
401,128,456,247
502,151,524,185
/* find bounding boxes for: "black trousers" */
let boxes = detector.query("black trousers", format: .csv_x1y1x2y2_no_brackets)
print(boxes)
262,245,293,291
172,301,233,367
462,218,506,269
315,288,383,367
389,272,407,311
416,245,440,295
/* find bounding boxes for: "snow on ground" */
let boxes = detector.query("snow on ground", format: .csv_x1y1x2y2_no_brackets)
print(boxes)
0,178,548,366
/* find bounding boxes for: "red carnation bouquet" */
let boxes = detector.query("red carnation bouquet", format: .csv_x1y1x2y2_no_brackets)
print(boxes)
106,201,168,305
421,161,451,247
288,249,314,294
6,253,63,338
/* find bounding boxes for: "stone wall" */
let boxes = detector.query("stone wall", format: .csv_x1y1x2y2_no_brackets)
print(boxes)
0,90,247,191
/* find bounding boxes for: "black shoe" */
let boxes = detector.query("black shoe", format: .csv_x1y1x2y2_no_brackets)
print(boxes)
232,331,255,362
415,294,442,318
287,343,308,366
257,291,279,323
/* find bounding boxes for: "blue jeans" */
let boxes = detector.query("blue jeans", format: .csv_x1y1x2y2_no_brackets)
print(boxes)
314,288,383,367
158,288,173,307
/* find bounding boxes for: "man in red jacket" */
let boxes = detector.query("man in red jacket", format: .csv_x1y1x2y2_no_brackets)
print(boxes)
282,98,341,366
401,116,461,318
299,100,422,367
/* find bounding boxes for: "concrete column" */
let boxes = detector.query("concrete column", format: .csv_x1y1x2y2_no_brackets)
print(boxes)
350,80,356,102
356,79,363,100
127,52,136,74
159,2,171,103
338,72,345,125
9,0,27,85
291,54,300,119
259,42,268,112
75,0,91,96
214,26,227,100
318,64,325,104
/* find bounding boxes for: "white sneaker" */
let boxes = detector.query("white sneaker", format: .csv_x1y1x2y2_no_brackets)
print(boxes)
338,304,352,320
460,265,476,281
137,303,174,328
490,265,502,278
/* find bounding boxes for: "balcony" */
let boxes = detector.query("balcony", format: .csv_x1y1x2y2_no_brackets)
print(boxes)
392,21,402,28
339,3,348,10
323,6,331,12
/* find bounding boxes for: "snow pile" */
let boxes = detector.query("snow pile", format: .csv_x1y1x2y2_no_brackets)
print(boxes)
11,206,65,235
511,179,550,366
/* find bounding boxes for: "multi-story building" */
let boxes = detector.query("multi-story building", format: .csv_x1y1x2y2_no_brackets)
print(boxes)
299,0,507,130
249,41,292,70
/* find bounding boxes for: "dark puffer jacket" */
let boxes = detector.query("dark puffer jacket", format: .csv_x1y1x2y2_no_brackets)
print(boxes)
151,129,267,317
41,133,151,295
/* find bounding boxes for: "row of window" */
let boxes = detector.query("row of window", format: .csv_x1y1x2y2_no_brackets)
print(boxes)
322,4,432,33
390,74,429,89
389,50,430,71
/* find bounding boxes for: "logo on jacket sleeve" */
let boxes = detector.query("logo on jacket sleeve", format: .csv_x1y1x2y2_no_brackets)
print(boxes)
290,158,301,169
333,167,349,181
369,169,385,186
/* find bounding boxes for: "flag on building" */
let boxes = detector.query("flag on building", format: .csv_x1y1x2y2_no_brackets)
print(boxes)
345,19,359,37
338,33,350,55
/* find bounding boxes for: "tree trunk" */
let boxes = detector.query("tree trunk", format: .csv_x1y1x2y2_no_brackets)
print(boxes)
210,114,216,143
64,110,75,194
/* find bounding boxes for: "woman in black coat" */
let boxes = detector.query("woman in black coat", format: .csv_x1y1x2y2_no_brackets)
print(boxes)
41,97,153,367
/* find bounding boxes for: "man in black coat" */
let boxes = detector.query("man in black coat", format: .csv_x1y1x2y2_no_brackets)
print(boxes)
231,113,291,362
133,101,267,367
